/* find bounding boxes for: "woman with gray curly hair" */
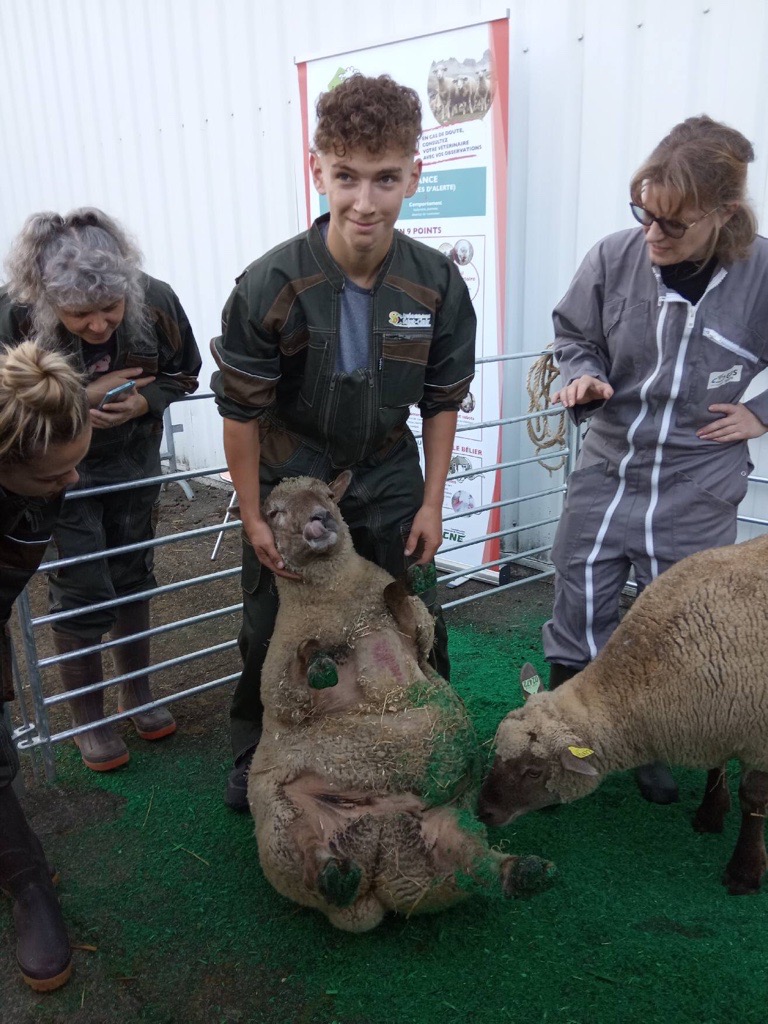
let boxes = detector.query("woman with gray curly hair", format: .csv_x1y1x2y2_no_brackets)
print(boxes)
0,208,201,772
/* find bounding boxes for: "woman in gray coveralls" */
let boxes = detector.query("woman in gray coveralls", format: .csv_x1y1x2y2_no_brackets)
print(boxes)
544,116,768,803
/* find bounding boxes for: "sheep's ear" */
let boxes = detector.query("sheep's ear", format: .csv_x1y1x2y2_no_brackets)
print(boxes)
559,744,600,777
519,662,543,701
329,470,352,502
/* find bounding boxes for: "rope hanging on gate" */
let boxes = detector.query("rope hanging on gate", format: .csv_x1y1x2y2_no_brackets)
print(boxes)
526,347,567,473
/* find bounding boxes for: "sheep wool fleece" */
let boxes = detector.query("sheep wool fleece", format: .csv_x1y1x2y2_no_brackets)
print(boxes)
211,214,476,760
544,228,768,668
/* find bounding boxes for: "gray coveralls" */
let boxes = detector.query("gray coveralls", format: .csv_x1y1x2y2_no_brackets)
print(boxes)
543,228,768,668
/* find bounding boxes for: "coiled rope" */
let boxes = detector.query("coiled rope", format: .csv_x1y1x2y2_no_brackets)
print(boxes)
525,348,566,472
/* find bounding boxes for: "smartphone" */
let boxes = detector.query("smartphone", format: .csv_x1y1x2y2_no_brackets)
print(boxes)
97,380,136,410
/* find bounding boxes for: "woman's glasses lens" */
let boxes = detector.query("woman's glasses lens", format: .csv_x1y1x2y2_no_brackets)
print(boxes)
629,203,686,239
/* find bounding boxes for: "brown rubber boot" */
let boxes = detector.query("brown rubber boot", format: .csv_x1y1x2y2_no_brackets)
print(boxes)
53,632,129,772
0,784,72,992
111,601,176,741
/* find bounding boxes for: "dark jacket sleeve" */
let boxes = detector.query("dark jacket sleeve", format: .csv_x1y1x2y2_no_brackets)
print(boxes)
0,493,63,699
138,281,202,419
209,270,282,422
418,262,476,419
0,291,32,348
552,243,613,424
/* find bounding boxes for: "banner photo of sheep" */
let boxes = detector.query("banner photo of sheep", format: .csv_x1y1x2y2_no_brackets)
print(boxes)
297,16,510,581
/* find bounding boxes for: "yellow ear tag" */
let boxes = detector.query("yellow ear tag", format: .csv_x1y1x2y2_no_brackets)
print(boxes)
567,745,594,759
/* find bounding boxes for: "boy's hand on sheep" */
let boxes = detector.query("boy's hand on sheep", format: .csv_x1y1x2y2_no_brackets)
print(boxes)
697,403,768,442
404,505,443,564
245,517,302,580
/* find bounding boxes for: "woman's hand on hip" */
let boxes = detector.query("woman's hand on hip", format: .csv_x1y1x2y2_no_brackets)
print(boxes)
697,403,768,442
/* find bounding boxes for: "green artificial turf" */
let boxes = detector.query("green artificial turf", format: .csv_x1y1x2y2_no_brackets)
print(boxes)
14,616,768,1023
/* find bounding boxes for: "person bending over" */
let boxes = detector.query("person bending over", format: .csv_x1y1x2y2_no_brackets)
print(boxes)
0,340,92,990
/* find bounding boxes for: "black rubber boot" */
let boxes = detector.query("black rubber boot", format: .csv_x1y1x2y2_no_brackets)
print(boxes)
635,762,679,804
0,784,72,992
224,743,259,812
547,663,583,690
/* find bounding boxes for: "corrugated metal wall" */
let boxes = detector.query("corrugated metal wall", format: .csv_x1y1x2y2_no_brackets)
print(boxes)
0,0,765,540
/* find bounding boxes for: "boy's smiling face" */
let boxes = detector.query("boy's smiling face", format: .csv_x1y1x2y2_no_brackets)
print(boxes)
311,147,422,275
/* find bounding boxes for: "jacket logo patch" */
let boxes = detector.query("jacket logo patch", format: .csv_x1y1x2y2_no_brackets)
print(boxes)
708,365,743,389
388,311,432,328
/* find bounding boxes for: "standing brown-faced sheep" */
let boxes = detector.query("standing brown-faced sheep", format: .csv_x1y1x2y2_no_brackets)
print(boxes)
478,534,768,896
247,473,553,932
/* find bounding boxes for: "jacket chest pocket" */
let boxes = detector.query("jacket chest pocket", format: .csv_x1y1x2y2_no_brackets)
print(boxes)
298,329,331,409
380,331,432,409
678,322,766,429
0,533,51,573
602,298,652,378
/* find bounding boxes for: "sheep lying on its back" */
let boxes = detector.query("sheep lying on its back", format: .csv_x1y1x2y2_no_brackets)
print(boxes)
247,472,553,932
478,534,768,896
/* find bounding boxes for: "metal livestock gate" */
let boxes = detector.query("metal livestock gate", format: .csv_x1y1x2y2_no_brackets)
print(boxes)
11,353,580,781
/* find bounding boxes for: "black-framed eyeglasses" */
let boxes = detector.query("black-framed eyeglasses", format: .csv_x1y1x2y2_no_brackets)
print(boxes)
629,202,719,240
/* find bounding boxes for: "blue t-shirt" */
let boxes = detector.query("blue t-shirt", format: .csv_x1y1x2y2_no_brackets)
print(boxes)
319,221,373,374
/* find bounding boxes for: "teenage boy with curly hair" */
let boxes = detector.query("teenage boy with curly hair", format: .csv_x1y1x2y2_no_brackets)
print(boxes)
211,74,476,810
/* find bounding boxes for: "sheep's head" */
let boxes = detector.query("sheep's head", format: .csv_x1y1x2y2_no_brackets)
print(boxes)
263,472,353,574
477,692,603,827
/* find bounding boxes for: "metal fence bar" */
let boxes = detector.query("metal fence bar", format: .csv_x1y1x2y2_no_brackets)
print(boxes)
18,672,242,750
439,544,553,584
448,449,571,482
66,464,229,499
476,350,550,363
440,516,561,555
43,639,239,707
12,373,575,781
442,485,565,524
37,604,243,667
160,407,195,500
444,569,557,610
14,591,56,781
31,567,241,628
455,407,563,433
8,638,39,783
39,518,242,573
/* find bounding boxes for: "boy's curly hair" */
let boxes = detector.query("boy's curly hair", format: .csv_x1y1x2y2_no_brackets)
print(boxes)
313,74,422,157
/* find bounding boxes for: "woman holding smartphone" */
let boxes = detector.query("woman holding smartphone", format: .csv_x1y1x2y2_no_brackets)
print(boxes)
0,339,92,990
0,209,201,771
